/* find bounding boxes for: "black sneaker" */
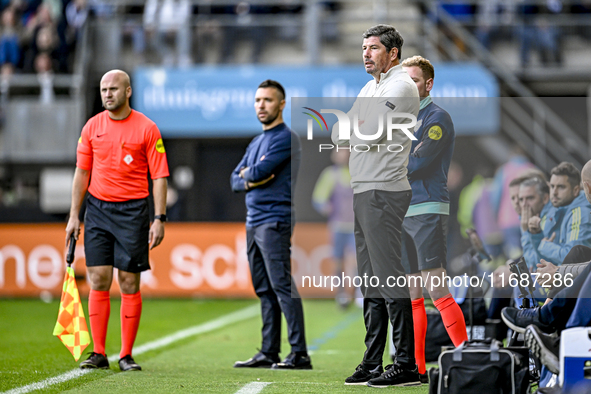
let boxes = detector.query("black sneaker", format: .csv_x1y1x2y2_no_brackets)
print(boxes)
271,352,312,370
80,352,109,369
344,364,383,385
234,351,280,368
119,355,142,371
525,325,559,375
366,363,421,388
501,307,553,334
419,372,429,384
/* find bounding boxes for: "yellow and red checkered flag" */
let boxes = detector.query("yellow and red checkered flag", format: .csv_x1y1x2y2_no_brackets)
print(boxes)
53,239,90,360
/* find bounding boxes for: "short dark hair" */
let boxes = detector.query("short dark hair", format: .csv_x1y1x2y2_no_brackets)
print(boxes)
258,79,285,101
550,162,581,188
521,176,549,196
362,24,404,59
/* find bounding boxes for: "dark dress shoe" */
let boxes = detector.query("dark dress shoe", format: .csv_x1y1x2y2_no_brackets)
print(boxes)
118,355,141,371
271,352,312,370
234,352,280,368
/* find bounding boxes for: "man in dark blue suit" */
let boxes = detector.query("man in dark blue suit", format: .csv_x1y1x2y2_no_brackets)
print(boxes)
231,80,310,370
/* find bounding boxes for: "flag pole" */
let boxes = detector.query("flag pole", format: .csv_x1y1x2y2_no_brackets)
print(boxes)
66,234,76,267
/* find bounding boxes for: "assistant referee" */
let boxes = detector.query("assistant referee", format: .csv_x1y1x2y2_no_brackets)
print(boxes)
65,69,169,372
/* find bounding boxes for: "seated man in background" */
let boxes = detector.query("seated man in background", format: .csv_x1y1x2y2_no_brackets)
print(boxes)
520,175,563,270
492,170,546,284
535,161,591,297
510,175,556,304
536,162,591,265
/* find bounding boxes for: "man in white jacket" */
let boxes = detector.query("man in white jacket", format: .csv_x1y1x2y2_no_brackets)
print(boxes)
333,24,420,387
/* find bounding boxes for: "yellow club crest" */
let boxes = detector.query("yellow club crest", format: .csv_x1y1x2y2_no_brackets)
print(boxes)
428,125,442,140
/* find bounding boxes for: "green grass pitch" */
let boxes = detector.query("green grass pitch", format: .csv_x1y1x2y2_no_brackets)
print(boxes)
0,298,431,393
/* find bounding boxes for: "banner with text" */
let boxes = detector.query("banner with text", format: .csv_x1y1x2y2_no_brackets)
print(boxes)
0,223,347,298
133,64,499,137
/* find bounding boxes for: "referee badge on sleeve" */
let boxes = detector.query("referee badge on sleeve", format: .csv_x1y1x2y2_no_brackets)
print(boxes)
155,138,166,153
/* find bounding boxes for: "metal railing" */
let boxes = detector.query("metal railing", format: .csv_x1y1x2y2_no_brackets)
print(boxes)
83,0,425,68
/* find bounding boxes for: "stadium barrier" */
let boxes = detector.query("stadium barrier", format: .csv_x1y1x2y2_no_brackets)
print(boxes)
0,223,345,298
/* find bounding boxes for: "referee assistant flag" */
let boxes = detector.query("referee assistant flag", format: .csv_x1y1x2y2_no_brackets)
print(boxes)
53,266,90,360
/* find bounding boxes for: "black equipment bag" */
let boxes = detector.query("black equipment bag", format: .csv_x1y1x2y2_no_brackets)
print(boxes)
428,339,529,394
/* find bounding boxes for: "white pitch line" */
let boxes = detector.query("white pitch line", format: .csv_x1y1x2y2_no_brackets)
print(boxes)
3,304,260,394
234,382,272,394
110,304,259,361
2,370,93,394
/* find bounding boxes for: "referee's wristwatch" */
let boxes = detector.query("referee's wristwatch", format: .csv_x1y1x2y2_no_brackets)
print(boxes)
154,214,167,222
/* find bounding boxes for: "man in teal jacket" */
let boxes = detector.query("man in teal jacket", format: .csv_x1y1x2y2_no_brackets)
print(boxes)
537,162,591,265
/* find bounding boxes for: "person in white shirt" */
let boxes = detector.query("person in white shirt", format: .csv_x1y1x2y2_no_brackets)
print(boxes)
333,24,420,388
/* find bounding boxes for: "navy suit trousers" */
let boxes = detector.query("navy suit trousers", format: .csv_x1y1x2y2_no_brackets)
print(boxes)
247,221,307,354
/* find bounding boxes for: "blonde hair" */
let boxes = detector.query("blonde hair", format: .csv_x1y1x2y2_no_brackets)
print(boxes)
401,55,434,81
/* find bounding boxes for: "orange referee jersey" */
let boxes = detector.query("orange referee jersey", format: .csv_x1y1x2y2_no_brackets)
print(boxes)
77,110,169,202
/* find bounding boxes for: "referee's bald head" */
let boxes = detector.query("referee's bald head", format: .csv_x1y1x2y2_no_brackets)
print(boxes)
101,69,131,88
